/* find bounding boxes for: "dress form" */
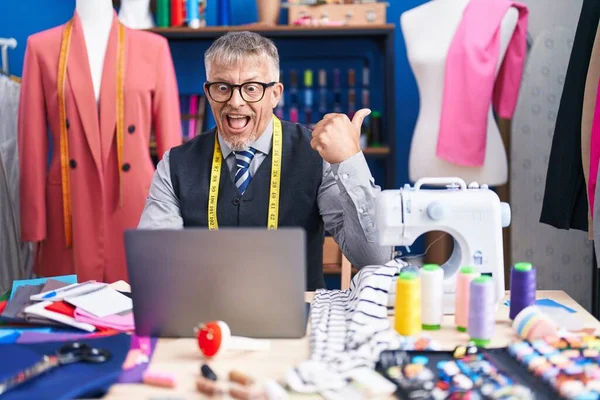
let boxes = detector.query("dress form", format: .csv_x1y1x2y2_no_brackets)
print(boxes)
76,0,113,102
401,0,519,186
118,0,155,29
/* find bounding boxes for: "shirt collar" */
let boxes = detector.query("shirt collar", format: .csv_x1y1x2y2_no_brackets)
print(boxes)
217,116,273,159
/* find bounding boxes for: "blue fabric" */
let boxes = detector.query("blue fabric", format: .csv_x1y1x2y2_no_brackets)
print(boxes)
503,298,577,313
0,333,130,400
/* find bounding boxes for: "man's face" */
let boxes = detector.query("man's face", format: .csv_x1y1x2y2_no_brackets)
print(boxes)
205,58,283,151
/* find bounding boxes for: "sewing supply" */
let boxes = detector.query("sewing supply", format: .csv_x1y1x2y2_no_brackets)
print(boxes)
512,305,558,341
420,264,444,330
156,0,170,27
30,280,105,301
143,370,177,388
229,369,255,386
170,0,184,26
195,321,271,358
187,0,200,28
468,276,495,347
201,364,218,381
196,376,227,396
304,69,313,125
0,341,111,395
376,177,511,314
394,272,422,336
455,266,481,332
509,262,537,320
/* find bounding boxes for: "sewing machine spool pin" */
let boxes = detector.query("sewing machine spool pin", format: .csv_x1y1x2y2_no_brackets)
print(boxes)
376,177,511,315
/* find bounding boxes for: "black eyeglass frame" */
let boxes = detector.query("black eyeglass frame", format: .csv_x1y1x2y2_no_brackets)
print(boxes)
204,81,277,103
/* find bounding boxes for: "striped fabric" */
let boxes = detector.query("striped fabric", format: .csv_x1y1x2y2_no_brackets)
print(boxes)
234,147,257,195
286,260,408,394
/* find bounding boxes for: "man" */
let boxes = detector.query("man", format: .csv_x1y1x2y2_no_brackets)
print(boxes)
138,31,393,290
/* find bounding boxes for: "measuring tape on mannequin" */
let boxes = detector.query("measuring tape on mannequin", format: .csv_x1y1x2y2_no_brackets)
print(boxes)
208,116,282,230
58,18,126,247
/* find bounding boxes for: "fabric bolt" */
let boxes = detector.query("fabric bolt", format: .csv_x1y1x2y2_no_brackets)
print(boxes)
0,333,130,400
0,284,43,323
581,21,600,238
0,75,34,294
540,0,600,231
285,260,422,394
18,10,182,283
436,0,529,166
588,77,600,224
73,308,134,331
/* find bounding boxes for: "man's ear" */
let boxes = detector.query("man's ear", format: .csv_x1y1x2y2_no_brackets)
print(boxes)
270,82,284,109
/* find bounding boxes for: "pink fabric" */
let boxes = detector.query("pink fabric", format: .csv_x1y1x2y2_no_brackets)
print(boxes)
73,307,134,332
436,0,529,166
588,78,600,216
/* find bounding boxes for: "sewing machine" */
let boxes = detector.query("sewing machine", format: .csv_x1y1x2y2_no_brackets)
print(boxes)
376,177,511,315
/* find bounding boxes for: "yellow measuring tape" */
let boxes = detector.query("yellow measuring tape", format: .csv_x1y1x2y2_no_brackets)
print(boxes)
208,116,282,230
58,19,126,247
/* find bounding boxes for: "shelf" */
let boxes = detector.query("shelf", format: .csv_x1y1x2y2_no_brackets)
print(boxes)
146,24,395,39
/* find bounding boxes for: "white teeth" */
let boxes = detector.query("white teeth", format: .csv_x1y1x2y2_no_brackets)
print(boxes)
227,115,247,119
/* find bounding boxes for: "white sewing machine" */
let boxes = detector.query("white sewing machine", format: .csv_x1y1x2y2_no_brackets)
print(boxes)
376,177,511,315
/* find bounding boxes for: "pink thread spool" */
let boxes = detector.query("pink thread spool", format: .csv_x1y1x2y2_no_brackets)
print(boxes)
455,266,480,332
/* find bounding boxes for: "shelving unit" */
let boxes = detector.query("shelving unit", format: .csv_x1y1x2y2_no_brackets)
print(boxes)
147,24,396,189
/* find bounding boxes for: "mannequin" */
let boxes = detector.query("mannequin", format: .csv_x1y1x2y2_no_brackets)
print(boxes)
18,0,182,283
401,0,519,186
77,0,113,101
118,0,155,30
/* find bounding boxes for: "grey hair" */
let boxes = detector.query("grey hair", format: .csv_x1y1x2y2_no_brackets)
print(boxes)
204,31,280,81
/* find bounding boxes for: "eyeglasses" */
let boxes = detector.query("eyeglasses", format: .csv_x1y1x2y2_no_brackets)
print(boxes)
204,81,276,103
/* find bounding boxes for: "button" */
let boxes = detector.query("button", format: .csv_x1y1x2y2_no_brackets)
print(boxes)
232,198,240,206
69,159,77,169
358,208,364,214
342,174,349,180
122,163,131,172
66,119,70,129
128,125,135,134
427,202,444,220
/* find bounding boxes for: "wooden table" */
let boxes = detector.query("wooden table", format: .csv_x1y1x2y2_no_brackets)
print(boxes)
105,290,600,399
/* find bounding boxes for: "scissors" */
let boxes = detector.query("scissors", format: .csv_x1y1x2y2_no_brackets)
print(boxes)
0,341,111,395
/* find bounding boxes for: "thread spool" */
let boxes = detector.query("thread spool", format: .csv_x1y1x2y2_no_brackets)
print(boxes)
170,0,184,27
455,266,480,332
467,276,495,347
420,264,444,330
512,305,558,340
509,262,537,320
156,0,170,27
394,272,421,336
187,0,200,28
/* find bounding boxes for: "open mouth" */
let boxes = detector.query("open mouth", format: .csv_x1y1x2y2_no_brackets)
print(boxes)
225,114,251,133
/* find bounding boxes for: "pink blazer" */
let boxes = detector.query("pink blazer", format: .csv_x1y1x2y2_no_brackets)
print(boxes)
18,11,182,283
436,0,528,166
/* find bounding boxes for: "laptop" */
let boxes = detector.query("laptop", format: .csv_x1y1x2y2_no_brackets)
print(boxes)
124,228,308,338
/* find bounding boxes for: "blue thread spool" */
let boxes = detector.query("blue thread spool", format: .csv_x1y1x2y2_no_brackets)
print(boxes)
187,0,200,28
217,0,231,26
509,262,536,320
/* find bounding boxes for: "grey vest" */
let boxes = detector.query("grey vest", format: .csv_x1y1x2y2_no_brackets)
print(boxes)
169,121,326,290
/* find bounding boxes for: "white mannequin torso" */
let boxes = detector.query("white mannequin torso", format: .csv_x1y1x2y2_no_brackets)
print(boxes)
118,0,155,30
76,0,113,102
401,0,518,186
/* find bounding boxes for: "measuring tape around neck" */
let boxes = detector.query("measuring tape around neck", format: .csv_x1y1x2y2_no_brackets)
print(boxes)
57,18,126,248
208,117,282,230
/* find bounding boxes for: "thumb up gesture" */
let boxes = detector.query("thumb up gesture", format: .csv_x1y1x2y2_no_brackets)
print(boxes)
310,108,371,164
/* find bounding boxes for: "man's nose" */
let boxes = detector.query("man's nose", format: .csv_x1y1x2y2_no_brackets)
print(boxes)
227,88,246,108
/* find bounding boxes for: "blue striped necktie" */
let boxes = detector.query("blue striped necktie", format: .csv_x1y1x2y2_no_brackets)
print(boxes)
234,147,257,195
